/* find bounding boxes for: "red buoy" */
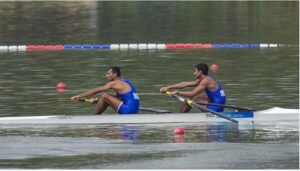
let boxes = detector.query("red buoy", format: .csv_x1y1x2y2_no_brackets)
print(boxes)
210,64,219,73
56,82,66,89
173,127,185,135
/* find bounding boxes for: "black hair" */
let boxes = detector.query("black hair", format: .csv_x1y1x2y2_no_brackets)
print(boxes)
107,66,121,77
195,63,208,75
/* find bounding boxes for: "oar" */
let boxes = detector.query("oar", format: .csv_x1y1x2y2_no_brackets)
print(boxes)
192,102,253,111
79,98,96,104
139,107,171,113
165,92,239,123
79,98,171,114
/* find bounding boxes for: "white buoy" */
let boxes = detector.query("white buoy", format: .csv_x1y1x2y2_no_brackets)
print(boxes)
157,44,166,49
0,46,8,51
259,44,269,48
129,44,138,49
17,45,26,51
268,44,278,48
110,44,119,50
8,45,18,52
147,44,156,49
138,44,147,49
119,44,129,49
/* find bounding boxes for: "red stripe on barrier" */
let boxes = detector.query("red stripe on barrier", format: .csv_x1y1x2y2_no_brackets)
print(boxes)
203,44,212,48
45,45,55,50
36,45,45,50
175,43,184,48
45,45,64,50
166,44,175,49
54,45,64,50
184,44,194,48
194,44,203,48
26,45,36,50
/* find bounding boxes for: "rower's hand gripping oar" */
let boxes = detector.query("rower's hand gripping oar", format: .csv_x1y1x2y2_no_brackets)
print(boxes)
78,98,171,113
165,92,239,123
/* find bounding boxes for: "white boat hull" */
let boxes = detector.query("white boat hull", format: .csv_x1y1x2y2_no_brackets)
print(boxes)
0,107,298,125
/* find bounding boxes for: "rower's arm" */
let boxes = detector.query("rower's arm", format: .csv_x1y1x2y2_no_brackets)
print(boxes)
177,80,207,98
78,82,114,97
162,80,199,90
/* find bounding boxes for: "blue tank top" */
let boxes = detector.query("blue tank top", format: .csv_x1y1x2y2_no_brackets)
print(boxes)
205,78,226,104
117,79,140,106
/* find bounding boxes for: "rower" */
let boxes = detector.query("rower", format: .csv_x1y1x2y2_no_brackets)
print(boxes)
71,66,140,114
160,63,226,113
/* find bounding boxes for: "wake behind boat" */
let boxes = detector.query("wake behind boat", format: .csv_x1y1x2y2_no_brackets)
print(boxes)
0,107,298,125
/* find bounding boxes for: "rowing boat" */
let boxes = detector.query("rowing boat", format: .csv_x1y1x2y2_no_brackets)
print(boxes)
0,107,298,125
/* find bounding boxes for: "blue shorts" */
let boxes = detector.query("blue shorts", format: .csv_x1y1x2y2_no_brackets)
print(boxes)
208,105,225,112
117,102,139,114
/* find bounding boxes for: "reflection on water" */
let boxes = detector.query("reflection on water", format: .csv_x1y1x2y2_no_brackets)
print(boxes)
0,121,298,169
0,121,297,143
121,126,139,140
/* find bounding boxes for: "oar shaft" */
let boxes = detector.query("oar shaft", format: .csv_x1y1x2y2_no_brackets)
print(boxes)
79,98,171,114
140,107,171,113
195,102,253,111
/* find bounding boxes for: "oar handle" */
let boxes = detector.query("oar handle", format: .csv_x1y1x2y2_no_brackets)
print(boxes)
79,98,98,104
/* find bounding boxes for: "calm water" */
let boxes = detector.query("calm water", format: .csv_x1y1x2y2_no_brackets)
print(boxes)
0,1,299,169
0,121,298,169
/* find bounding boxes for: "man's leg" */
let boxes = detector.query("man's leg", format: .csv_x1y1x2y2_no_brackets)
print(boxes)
94,93,122,114
180,96,209,113
180,103,192,113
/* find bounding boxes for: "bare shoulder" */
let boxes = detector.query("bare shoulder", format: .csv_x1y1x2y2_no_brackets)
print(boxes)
199,77,210,84
112,79,127,88
114,79,131,93
103,80,117,89
114,79,128,85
